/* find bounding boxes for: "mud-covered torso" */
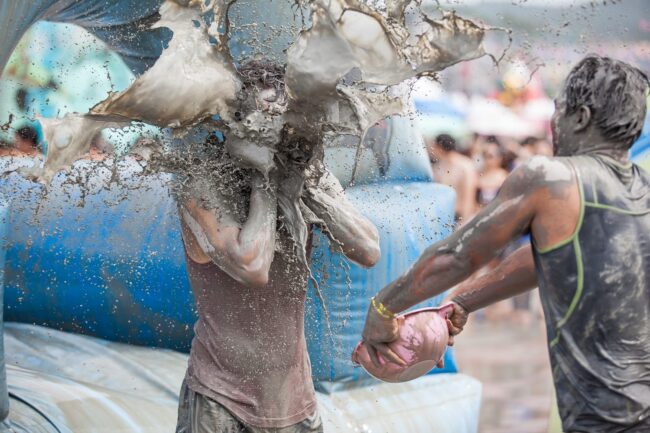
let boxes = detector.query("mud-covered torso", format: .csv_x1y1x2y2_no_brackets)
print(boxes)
533,155,650,432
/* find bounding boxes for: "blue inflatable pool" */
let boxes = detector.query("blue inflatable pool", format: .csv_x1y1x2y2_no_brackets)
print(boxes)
1,116,458,385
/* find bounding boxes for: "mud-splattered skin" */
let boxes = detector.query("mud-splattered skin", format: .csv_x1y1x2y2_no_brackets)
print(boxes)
442,243,535,342
362,154,579,365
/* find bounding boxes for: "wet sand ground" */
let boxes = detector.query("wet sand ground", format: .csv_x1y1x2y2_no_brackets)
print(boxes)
454,299,554,433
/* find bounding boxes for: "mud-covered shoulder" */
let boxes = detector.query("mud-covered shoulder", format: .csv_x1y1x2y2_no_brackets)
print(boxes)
504,156,575,194
633,162,650,183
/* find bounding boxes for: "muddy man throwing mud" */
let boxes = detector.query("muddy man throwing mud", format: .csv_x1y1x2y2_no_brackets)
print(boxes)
362,55,650,432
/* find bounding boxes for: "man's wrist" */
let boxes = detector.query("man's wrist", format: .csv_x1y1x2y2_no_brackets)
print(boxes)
371,296,396,320
450,296,472,314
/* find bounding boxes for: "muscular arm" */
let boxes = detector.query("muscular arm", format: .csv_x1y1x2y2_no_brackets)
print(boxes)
303,168,380,268
450,243,537,313
179,171,277,287
440,243,537,343
361,157,578,365
375,165,543,314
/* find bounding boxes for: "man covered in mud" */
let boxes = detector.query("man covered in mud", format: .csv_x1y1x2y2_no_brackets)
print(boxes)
362,55,650,432
176,62,380,433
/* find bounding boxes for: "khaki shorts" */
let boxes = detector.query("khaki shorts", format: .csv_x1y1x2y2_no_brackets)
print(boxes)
176,380,323,433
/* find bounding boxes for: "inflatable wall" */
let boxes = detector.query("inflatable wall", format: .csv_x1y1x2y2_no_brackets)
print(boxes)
0,196,8,422
1,116,458,386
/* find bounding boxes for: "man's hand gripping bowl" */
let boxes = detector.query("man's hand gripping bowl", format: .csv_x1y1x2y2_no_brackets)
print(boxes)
355,299,470,383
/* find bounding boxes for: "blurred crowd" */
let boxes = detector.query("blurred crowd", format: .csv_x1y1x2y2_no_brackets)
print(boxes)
424,132,552,225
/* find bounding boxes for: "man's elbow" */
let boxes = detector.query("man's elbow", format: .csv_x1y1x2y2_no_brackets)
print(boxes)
228,254,271,288
351,234,381,268
239,266,270,288
361,242,381,268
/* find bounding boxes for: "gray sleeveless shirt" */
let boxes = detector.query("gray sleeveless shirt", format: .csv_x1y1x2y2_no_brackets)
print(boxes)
533,155,650,432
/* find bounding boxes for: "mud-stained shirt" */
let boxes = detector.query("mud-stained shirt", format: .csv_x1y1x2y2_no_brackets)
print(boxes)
533,155,650,432
184,235,317,429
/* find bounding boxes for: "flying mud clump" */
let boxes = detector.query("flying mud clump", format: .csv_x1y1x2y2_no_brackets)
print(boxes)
37,0,497,263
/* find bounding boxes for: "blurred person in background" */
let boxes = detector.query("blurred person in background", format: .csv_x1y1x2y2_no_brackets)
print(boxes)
0,125,43,179
464,133,484,171
425,133,477,224
516,136,538,167
515,136,554,167
534,137,553,157
476,137,508,208
1,125,42,157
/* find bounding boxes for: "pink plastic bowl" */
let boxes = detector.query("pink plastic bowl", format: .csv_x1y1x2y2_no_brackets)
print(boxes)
352,304,453,383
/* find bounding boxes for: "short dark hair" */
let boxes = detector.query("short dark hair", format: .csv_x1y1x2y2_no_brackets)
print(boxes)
435,134,456,152
564,55,649,149
16,126,38,147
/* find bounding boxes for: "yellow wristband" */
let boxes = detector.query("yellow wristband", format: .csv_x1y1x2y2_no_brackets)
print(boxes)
371,296,396,320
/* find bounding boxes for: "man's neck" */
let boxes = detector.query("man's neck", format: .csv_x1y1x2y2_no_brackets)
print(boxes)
576,146,629,165
569,129,631,164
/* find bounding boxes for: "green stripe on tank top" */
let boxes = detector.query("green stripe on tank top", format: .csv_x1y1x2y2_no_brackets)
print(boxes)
549,206,649,348
550,235,584,348
533,162,585,348
535,165,585,255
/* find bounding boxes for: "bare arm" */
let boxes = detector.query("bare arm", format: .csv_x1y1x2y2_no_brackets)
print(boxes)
374,167,542,313
361,157,577,365
179,171,277,287
443,243,537,344
303,168,380,268
450,242,536,313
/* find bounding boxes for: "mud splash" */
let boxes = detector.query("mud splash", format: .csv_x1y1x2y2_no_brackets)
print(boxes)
8,0,506,375
37,0,496,258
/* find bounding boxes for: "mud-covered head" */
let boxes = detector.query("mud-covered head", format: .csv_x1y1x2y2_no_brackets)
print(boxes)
232,60,318,170
552,55,650,157
236,60,287,115
223,60,290,177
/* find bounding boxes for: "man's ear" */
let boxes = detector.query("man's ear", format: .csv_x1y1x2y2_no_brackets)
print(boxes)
573,105,591,133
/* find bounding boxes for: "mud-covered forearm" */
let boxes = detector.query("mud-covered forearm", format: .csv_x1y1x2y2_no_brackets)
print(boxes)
303,187,380,267
450,243,537,313
375,243,473,314
223,172,277,279
236,173,277,256
374,169,540,314
180,172,277,287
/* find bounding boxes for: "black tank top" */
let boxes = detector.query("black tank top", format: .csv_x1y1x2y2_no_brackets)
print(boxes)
533,155,650,432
